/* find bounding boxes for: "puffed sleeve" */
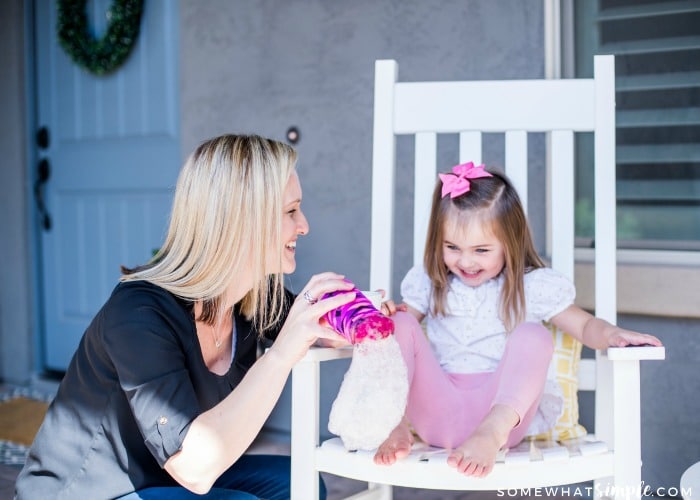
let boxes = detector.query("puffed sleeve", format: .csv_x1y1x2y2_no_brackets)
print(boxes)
100,284,201,468
525,267,576,322
400,265,432,314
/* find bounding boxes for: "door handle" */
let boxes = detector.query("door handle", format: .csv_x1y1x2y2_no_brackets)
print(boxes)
34,158,51,231
37,126,50,149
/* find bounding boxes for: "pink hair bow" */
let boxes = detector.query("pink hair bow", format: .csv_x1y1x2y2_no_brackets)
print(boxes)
439,162,493,198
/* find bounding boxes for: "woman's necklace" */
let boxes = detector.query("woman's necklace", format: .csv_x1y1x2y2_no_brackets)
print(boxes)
210,323,223,349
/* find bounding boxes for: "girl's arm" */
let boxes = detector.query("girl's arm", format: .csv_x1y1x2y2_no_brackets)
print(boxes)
550,305,662,350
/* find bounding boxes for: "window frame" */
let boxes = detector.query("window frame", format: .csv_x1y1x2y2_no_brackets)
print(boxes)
547,0,700,318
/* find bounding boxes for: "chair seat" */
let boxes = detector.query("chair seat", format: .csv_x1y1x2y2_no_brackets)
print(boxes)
316,437,612,490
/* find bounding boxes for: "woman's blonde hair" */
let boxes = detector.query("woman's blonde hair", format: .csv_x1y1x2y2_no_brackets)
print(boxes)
122,134,297,329
423,168,544,331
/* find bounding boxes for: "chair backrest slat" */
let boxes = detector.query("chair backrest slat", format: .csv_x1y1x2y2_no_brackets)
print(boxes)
413,133,437,268
459,131,482,164
594,56,617,325
550,130,576,282
504,130,529,215
369,60,398,295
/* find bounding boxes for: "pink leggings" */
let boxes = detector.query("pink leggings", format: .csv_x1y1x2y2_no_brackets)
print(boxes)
391,312,553,449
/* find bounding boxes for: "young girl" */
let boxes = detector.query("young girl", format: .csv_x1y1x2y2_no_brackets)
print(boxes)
374,162,662,478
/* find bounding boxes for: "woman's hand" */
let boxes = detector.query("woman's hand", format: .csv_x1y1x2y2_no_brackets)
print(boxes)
268,272,356,367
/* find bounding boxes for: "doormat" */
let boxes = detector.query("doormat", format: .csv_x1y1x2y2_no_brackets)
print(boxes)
0,386,54,466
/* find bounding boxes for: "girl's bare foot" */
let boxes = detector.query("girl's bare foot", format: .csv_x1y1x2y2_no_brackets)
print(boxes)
447,405,519,477
447,427,504,477
373,417,414,465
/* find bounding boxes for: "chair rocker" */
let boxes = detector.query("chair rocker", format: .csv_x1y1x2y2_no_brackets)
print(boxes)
290,55,665,500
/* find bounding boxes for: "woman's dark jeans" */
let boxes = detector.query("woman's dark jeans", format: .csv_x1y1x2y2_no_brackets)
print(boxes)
118,454,326,500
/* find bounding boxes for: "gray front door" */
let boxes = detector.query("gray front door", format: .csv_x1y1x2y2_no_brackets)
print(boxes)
34,0,180,371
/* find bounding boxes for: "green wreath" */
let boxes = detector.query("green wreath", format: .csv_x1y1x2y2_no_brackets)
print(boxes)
57,0,145,76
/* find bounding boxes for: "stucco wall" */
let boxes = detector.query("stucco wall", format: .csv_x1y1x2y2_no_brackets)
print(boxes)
0,0,33,384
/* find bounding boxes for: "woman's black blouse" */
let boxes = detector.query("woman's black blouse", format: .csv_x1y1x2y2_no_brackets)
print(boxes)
15,280,287,499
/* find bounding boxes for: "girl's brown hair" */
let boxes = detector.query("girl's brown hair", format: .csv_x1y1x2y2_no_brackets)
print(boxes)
423,168,544,331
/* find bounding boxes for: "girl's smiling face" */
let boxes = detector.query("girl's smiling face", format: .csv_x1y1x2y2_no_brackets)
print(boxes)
442,214,505,287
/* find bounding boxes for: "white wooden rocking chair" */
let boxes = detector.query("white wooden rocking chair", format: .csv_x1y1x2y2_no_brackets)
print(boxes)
290,55,665,500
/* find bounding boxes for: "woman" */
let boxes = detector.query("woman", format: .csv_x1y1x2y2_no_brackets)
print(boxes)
15,134,355,499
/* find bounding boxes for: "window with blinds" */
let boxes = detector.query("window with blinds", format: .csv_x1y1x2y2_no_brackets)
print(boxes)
574,0,700,251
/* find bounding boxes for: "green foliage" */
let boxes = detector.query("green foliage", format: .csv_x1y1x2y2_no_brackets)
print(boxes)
57,0,145,76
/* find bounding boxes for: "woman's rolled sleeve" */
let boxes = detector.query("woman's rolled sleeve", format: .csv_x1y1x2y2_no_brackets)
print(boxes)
128,369,200,467
102,300,202,468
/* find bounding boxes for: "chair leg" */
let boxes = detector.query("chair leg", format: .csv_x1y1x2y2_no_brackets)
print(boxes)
369,482,393,500
612,359,643,500
343,483,393,500
291,360,321,500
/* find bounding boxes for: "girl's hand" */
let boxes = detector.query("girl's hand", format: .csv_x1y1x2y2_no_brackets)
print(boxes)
268,272,356,367
379,299,407,317
607,328,663,348
373,289,408,317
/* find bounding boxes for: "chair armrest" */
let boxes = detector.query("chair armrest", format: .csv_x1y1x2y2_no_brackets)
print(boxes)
298,346,353,364
607,345,665,361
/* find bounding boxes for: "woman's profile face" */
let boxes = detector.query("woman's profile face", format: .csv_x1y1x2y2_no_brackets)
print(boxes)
276,171,309,274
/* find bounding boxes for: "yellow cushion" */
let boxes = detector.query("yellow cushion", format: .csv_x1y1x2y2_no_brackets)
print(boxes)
532,322,588,441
